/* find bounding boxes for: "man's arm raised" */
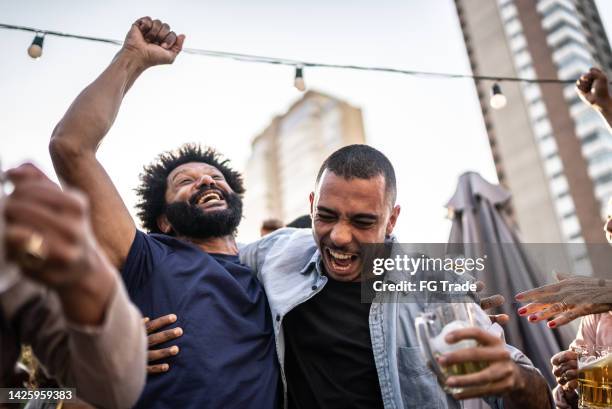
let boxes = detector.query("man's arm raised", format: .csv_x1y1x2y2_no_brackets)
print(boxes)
49,17,185,268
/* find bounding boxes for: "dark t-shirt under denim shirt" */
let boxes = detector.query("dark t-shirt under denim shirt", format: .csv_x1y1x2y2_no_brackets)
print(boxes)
121,231,279,409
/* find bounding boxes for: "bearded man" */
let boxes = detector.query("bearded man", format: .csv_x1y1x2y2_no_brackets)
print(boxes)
49,17,279,409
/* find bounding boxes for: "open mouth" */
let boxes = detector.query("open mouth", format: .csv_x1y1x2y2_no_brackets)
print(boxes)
192,190,225,207
325,247,359,273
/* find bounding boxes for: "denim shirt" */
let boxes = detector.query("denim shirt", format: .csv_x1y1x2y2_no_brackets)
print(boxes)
240,228,553,409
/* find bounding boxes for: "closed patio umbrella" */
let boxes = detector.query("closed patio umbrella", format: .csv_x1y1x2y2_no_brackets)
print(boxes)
446,171,575,388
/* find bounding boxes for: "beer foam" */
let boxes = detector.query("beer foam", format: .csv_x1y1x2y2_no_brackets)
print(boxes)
430,320,477,354
579,353,612,371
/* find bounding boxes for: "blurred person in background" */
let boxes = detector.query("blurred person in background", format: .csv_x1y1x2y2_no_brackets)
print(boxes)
285,214,312,229
260,218,284,236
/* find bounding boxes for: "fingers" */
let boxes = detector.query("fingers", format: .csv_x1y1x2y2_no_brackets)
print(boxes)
553,361,578,377
527,302,569,323
148,345,179,363
135,17,153,36
145,313,177,333
489,314,510,325
145,19,163,42
144,313,181,374
6,163,50,184
445,327,502,347
515,282,561,302
147,363,169,374
157,23,171,44
449,362,518,399
480,294,505,311
148,327,183,347
576,67,611,105
555,369,578,385
565,379,578,391
551,350,577,366
172,34,186,53
137,18,179,51
446,360,513,389
576,71,595,94
439,345,510,367
546,304,609,328
162,32,177,50
474,280,485,293
9,180,83,216
518,302,551,317
4,199,80,245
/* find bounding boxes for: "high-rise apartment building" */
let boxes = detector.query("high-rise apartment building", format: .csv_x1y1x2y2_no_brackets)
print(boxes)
240,91,366,241
454,0,612,273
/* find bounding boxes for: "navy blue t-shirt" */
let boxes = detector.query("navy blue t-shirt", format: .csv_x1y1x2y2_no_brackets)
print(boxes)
121,231,279,409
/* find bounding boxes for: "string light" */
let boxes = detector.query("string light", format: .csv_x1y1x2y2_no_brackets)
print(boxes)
490,83,507,110
0,22,584,88
294,66,306,91
27,32,44,59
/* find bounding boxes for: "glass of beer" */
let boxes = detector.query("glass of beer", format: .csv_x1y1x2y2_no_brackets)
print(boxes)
415,303,490,394
573,345,612,409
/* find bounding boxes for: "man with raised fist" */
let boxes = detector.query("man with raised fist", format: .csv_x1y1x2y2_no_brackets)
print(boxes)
50,17,279,409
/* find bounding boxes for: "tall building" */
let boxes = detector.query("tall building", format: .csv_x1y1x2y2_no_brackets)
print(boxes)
454,0,612,273
240,91,366,241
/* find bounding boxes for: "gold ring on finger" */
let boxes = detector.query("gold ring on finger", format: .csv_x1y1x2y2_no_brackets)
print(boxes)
19,231,47,269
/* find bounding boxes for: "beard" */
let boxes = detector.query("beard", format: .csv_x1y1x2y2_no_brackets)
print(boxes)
164,188,243,240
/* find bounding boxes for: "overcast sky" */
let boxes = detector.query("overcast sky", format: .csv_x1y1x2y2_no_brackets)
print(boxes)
2,0,611,243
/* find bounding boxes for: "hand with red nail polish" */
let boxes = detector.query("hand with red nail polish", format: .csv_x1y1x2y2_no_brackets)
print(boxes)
515,274,612,327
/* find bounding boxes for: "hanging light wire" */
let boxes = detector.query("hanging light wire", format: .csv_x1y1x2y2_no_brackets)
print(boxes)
0,22,580,84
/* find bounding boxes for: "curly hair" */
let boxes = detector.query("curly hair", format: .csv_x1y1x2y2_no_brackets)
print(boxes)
135,143,245,234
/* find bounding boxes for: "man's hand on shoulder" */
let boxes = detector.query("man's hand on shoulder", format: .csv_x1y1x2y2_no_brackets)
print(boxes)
121,17,186,69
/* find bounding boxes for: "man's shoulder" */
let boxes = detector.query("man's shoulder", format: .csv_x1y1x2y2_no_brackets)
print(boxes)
122,230,202,273
242,227,314,251
239,228,317,272
132,230,203,254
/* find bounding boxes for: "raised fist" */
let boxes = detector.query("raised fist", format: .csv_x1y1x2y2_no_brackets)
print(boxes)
122,17,186,68
576,67,612,114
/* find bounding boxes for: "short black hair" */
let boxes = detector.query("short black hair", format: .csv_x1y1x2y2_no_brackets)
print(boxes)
135,143,245,234
316,144,396,204
261,218,284,231
286,214,312,229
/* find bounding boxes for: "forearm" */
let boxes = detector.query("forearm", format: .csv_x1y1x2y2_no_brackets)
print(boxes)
50,50,145,157
66,280,147,409
503,366,553,409
55,249,117,326
600,109,612,133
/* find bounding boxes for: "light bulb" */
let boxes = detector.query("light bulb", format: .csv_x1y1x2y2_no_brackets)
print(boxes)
294,66,306,92
490,83,507,109
28,33,45,59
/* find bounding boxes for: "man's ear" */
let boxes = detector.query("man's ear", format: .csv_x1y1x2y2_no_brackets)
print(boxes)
309,192,315,218
386,205,401,236
157,214,172,234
